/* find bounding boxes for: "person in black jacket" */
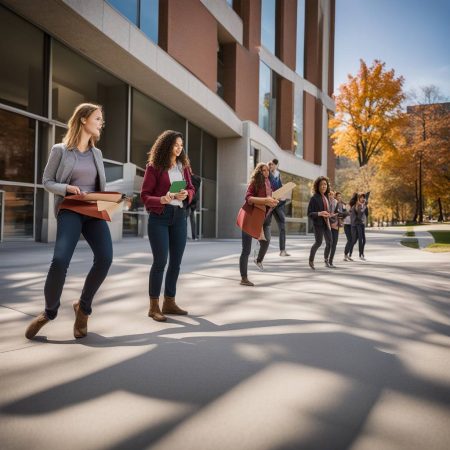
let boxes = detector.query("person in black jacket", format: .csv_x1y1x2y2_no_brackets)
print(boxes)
187,170,201,239
307,176,335,270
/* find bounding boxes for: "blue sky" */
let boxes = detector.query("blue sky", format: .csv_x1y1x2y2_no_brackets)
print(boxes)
334,0,450,98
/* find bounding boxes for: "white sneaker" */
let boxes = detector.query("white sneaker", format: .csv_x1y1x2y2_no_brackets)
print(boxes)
254,259,264,271
343,255,349,261
347,256,354,261
360,255,366,261
280,250,291,256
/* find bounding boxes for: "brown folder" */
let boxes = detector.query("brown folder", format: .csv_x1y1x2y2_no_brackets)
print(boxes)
236,204,266,239
59,191,125,221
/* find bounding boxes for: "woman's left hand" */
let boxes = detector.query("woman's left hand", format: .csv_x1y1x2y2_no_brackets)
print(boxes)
174,189,188,201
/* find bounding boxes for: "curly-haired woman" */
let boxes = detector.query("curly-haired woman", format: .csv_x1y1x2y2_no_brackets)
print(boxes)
239,163,279,286
25,103,112,340
141,130,195,322
307,176,334,270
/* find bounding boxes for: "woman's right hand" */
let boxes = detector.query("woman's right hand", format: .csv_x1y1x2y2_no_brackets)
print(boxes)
66,185,81,195
160,192,173,204
319,211,331,217
265,197,279,208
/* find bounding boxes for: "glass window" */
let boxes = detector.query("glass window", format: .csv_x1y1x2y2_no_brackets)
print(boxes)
187,123,201,175
293,88,303,158
0,185,34,239
107,0,158,43
0,5,45,115
140,0,159,43
104,162,124,182
0,109,35,183
52,41,127,162
258,62,277,139
217,44,224,98
296,0,305,76
274,171,313,234
202,132,217,181
107,0,139,24
131,89,186,169
261,0,276,54
123,214,139,236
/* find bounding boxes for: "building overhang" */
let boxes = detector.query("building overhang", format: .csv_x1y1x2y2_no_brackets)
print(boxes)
3,0,243,138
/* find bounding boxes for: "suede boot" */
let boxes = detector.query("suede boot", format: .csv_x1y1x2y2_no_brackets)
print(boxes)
149,297,167,322
240,277,255,286
162,296,188,315
73,300,89,339
25,312,50,339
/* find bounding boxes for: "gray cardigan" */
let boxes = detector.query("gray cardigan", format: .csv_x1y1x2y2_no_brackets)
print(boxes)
42,143,106,217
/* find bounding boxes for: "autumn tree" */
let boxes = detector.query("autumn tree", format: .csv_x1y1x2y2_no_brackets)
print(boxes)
403,86,450,222
330,59,405,167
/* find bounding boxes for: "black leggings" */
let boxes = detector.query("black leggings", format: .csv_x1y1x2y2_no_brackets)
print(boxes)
350,224,366,257
344,224,353,256
239,226,270,277
327,228,339,264
309,225,332,262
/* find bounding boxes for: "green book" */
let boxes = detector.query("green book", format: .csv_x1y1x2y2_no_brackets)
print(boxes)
169,180,187,193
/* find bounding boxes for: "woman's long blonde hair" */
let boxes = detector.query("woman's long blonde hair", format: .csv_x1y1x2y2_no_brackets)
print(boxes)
63,103,103,150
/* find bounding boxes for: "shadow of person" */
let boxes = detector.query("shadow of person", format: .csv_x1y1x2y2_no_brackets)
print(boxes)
3,317,449,450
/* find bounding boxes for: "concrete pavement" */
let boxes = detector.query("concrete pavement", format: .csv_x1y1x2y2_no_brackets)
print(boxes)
0,226,449,450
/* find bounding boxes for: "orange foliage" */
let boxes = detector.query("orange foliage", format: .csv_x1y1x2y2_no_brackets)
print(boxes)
330,60,405,167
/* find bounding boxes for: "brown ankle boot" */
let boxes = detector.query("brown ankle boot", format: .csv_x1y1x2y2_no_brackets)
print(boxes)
148,297,167,322
240,277,254,286
25,312,50,339
162,296,188,315
73,301,89,339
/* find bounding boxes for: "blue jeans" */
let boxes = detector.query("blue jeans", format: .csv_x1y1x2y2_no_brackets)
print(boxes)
147,205,187,298
44,210,113,320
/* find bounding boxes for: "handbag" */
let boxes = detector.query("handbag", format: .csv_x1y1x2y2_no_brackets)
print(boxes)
59,192,126,221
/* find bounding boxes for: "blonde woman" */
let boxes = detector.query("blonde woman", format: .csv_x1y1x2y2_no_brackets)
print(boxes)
25,103,112,340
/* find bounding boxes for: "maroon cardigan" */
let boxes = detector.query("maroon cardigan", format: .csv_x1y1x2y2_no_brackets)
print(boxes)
242,182,269,214
141,164,195,214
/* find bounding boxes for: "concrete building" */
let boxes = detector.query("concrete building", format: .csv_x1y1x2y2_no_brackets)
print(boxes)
0,0,335,242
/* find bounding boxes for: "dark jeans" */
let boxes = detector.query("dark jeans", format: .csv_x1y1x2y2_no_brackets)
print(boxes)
187,206,197,240
239,223,270,278
44,209,113,320
344,224,353,256
309,224,332,262
271,204,286,251
327,228,339,264
351,224,366,257
148,205,187,298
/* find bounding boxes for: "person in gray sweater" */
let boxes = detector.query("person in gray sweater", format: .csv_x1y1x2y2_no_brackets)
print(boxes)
349,192,369,260
25,103,112,340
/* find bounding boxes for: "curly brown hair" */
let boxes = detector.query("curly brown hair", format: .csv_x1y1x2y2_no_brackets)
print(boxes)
147,130,190,170
249,162,269,192
313,176,330,195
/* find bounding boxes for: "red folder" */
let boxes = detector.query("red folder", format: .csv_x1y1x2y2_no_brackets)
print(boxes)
236,204,266,239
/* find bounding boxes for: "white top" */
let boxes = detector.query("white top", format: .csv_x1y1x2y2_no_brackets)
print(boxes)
168,163,184,208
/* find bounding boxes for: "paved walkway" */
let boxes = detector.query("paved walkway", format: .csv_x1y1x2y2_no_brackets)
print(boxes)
0,226,449,450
